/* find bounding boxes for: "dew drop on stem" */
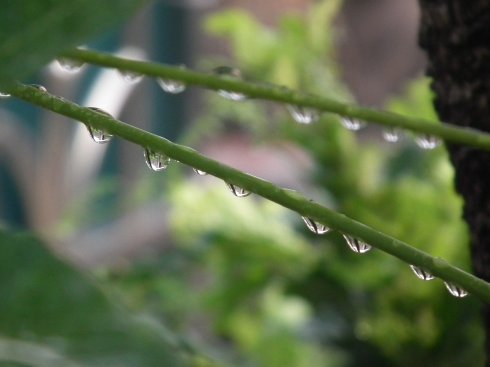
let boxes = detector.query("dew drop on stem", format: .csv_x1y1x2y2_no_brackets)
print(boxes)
193,168,207,176
226,183,251,197
213,66,246,101
341,116,365,131
86,107,113,143
286,105,319,124
382,128,401,143
302,217,330,235
409,265,435,281
30,84,47,92
157,78,186,94
342,235,372,254
86,126,113,144
144,149,171,172
444,282,468,298
415,134,441,150
118,69,143,84
56,57,85,73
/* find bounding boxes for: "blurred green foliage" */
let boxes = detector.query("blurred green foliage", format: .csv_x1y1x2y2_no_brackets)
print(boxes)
0,0,148,86
0,231,184,367
0,1,486,367
117,3,483,367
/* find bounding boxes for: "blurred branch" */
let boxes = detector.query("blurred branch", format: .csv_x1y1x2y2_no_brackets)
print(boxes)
62,48,490,150
9,83,490,303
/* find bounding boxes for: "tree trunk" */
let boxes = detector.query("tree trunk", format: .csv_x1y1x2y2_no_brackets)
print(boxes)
418,0,490,361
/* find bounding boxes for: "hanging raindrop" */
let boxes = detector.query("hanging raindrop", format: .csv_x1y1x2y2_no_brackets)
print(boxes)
86,107,113,144
382,128,401,143
286,105,319,124
341,116,365,131
0,91,10,99
226,183,251,197
213,66,246,101
415,134,441,150
118,69,143,84
144,149,170,172
86,126,112,144
302,217,330,235
30,84,47,92
409,265,435,281
443,282,468,298
56,57,85,73
193,168,207,176
342,235,372,254
157,65,186,93
157,78,186,94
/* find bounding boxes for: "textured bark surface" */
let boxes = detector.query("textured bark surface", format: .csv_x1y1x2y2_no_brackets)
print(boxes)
418,0,490,359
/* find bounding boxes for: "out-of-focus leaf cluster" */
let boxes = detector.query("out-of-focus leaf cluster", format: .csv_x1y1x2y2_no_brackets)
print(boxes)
109,2,483,367
1,1,485,366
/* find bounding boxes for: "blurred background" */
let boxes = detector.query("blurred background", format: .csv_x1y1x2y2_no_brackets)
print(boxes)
0,0,485,366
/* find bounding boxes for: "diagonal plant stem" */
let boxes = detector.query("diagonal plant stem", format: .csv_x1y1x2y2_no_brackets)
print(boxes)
63,48,490,151
8,83,490,303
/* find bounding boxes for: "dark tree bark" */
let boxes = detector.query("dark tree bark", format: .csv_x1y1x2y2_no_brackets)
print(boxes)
418,0,490,361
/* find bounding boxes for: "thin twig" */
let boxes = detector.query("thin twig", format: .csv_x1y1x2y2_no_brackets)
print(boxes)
63,48,490,151
8,83,490,303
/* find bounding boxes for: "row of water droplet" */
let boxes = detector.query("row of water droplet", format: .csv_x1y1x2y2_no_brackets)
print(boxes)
63,103,481,300
302,216,467,298
1,60,441,150
288,108,441,150
54,59,246,101
1,60,461,298
83,105,467,299
21,58,440,151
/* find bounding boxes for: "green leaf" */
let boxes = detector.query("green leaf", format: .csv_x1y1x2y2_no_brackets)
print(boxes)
0,230,184,367
0,0,147,86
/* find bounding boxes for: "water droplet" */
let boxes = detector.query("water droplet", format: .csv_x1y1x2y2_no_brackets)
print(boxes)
342,235,372,254
144,149,170,172
86,126,112,143
30,84,47,92
193,168,207,176
157,78,186,94
415,134,441,150
0,91,10,98
286,105,319,124
444,282,468,298
382,128,401,143
56,57,85,73
302,217,330,235
86,107,113,143
118,69,143,84
226,183,251,197
341,116,365,131
213,66,246,101
409,265,435,281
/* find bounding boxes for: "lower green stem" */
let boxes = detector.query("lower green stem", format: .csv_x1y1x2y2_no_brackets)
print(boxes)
8,83,490,303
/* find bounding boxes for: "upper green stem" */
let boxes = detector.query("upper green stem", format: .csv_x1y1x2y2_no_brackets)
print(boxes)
63,48,490,151
8,83,490,303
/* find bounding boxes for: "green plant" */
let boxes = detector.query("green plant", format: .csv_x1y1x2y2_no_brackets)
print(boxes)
1,1,488,366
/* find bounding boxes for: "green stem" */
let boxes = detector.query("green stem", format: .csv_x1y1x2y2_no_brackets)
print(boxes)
9,83,490,303
63,48,490,151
